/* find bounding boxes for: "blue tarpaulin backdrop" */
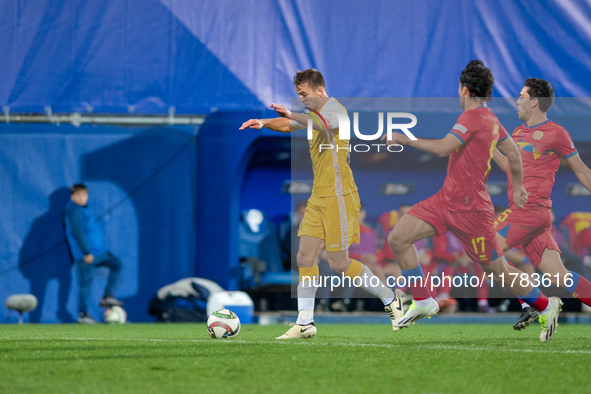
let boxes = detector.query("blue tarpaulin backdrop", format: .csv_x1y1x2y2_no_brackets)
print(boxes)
0,125,197,322
1,0,591,114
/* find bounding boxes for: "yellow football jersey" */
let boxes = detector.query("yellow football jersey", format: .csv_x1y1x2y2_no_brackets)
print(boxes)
291,98,357,197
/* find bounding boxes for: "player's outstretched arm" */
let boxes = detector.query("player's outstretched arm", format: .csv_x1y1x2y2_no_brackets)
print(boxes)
492,148,508,173
566,154,591,193
239,117,291,133
497,137,527,208
382,133,461,157
269,103,332,133
271,102,331,132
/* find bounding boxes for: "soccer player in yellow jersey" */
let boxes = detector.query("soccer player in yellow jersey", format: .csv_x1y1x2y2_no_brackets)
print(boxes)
240,69,403,339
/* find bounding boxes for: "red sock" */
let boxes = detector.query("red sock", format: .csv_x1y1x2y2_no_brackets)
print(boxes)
402,266,432,301
529,291,549,312
407,281,431,301
568,272,591,307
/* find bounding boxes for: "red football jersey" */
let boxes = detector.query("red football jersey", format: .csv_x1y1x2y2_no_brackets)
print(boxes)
559,212,591,256
506,120,577,209
377,210,399,260
441,107,508,212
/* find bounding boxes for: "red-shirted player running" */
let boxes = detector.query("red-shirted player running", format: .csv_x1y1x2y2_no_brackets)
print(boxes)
383,61,562,343
492,78,591,336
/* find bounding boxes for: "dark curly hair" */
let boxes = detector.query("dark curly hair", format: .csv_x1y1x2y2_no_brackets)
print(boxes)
293,69,325,89
524,78,554,112
459,60,494,101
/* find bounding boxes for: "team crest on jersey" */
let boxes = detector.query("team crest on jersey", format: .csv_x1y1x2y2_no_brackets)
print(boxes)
533,131,544,140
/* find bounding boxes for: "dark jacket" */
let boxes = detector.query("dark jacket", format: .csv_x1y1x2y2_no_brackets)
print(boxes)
64,200,107,261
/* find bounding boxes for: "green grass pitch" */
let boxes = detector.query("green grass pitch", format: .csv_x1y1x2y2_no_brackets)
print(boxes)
1,323,590,394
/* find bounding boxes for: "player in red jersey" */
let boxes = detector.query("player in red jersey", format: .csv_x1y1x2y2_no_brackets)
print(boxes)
560,212,591,258
492,78,591,335
383,61,562,342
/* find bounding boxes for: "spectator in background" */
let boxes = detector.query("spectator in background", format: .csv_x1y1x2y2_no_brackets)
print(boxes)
377,204,412,280
554,210,591,311
376,204,433,304
330,203,387,312
427,232,468,313
281,200,307,271
456,260,495,313
560,211,591,266
281,201,347,312
349,203,387,284
570,227,591,281
64,184,124,324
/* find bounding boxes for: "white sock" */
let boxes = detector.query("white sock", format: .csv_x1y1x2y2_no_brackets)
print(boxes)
358,266,395,305
296,276,319,325
415,297,434,307
296,309,314,325
521,302,530,309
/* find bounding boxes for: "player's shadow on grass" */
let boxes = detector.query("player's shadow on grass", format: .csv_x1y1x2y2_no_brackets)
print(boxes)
18,187,74,323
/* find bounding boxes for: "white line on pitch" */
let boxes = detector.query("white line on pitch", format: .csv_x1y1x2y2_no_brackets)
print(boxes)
3,337,591,355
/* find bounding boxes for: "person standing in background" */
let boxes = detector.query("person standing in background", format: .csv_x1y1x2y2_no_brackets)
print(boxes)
64,184,124,324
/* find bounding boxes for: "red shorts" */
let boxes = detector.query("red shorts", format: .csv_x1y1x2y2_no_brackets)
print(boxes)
522,231,561,268
494,207,559,268
493,207,552,248
348,252,362,261
407,193,502,264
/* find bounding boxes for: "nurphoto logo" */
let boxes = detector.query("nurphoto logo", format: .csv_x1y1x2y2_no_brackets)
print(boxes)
307,112,418,153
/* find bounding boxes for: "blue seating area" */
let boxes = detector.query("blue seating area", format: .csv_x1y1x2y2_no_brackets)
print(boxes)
238,209,292,291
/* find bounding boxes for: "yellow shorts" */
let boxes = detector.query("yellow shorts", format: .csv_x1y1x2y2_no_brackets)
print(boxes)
297,191,360,252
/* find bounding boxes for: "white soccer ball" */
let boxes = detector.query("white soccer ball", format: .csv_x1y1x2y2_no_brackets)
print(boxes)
207,309,240,339
104,306,127,324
